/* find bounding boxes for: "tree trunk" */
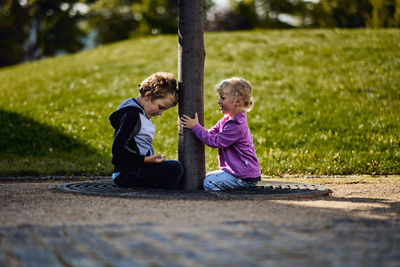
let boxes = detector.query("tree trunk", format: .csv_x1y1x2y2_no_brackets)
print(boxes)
178,0,206,190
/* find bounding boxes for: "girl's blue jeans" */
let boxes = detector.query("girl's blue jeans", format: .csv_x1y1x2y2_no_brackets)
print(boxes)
203,170,259,191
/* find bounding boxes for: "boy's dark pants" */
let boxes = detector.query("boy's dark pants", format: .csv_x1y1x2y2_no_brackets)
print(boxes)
114,160,183,190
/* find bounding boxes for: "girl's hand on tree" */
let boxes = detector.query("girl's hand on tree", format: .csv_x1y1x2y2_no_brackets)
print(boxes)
144,154,166,163
181,112,199,129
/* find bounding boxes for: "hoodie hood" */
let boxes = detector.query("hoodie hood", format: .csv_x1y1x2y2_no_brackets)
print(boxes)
109,97,155,157
109,98,144,129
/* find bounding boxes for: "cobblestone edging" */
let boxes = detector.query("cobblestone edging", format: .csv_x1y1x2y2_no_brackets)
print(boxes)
0,220,399,267
58,180,331,200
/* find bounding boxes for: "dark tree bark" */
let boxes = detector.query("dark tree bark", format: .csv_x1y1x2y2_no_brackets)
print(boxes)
178,0,206,190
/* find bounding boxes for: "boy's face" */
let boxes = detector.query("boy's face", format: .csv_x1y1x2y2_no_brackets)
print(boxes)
144,93,175,119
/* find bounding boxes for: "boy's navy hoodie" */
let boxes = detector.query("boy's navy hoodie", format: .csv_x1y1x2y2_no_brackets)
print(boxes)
109,98,155,172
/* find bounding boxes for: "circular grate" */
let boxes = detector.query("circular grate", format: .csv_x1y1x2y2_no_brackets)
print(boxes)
58,180,331,199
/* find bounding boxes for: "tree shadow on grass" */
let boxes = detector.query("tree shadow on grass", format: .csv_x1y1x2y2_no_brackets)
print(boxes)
0,109,110,176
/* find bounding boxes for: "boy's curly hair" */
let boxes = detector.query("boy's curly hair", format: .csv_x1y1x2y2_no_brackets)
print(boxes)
139,72,178,107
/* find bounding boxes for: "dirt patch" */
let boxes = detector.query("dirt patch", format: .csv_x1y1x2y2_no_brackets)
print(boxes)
0,176,399,227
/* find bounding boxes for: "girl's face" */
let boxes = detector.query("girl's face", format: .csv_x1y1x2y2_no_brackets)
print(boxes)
217,87,240,118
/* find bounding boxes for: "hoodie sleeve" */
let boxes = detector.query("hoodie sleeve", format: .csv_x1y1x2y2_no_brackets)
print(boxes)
192,121,243,149
111,109,145,165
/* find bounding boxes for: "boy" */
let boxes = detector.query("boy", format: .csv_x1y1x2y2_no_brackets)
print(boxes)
109,72,183,189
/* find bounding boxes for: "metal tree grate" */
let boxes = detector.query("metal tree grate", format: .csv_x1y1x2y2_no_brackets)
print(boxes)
58,180,331,199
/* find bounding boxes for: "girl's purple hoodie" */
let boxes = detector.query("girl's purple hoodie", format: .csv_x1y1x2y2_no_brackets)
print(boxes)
192,111,261,179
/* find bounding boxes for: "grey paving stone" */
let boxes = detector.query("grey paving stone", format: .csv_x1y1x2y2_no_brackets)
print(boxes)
0,226,62,267
64,225,141,266
0,241,10,266
139,230,208,265
0,219,399,267
32,226,107,267
170,231,256,266
95,225,185,267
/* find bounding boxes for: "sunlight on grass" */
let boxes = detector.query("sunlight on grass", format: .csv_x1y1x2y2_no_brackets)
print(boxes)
0,29,399,176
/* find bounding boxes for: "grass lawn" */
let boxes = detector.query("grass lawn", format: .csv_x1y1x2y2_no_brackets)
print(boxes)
0,29,399,176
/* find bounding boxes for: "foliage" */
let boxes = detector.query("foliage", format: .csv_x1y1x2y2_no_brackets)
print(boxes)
300,0,400,27
0,0,87,66
24,0,88,56
135,0,178,35
88,0,140,44
230,0,310,28
210,0,400,30
0,0,215,66
0,29,399,176
37,2,87,55
89,0,214,43
0,0,29,67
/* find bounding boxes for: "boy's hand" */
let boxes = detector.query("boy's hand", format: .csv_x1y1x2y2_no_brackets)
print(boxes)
181,112,199,129
144,154,166,164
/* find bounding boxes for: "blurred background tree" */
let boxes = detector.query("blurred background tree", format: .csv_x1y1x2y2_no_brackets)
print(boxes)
1,0,87,67
1,0,399,67
88,0,213,43
207,0,400,29
134,0,179,35
87,0,140,44
0,0,29,67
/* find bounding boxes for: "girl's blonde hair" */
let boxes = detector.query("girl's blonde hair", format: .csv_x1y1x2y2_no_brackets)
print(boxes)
139,72,178,107
216,77,253,111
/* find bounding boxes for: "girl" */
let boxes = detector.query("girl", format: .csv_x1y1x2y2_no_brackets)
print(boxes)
181,77,261,190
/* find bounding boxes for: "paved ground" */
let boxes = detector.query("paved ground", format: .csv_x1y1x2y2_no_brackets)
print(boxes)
0,176,399,266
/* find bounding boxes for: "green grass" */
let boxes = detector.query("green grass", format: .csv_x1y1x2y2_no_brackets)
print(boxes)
0,29,399,176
